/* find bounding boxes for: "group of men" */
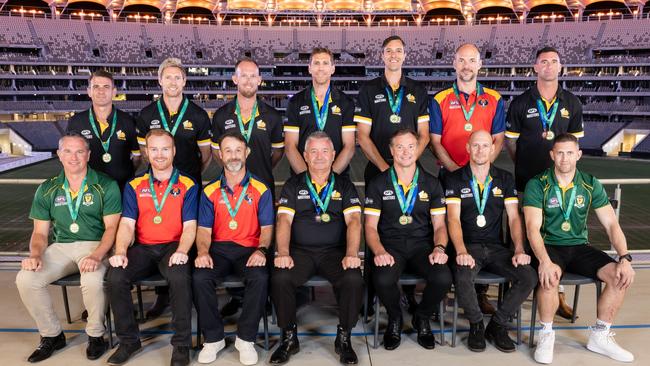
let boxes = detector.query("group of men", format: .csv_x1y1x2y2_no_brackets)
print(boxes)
16,36,635,366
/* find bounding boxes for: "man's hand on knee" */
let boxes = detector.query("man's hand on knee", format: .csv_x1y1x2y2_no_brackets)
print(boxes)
538,261,561,290
109,254,128,269
80,256,101,273
21,256,42,271
615,261,635,290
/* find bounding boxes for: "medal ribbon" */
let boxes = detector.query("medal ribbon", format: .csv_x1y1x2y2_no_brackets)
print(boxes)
470,173,493,216
63,175,88,223
220,174,250,222
390,167,419,216
310,86,331,131
554,183,577,223
149,169,179,216
88,108,117,155
453,83,481,122
384,86,404,116
235,98,258,142
536,99,559,132
305,173,335,215
156,98,189,136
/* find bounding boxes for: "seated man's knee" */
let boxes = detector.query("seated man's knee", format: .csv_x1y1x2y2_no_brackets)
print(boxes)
372,268,399,289
246,266,269,284
271,268,293,288
428,265,453,288
15,270,47,291
340,269,364,290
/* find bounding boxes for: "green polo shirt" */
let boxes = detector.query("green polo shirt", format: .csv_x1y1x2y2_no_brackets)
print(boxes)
523,168,610,246
29,168,122,243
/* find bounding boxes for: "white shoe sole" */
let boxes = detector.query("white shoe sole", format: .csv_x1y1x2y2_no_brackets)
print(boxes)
587,343,634,362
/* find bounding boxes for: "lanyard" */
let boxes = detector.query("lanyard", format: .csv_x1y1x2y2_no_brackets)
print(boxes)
63,175,88,223
305,173,335,215
385,86,404,116
390,167,419,216
156,98,189,136
88,108,117,154
220,175,250,221
149,169,179,215
470,174,493,216
453,83,481,122
310,86,331,131
235,98,258,142
554,183,577,222
536,98,559,132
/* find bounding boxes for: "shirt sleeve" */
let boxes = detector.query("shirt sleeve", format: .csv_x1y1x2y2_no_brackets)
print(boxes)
135,114,149,146
429,96,443,135
257,188,275,226
341,95,356,133
198,190,215,228
341,178,362,215
121,183,139,220
503,172,519,205
505,98,521,139
363,176,382,217
196,109,212,147
102,180,123,216
181,183,199,222
28,184,51,221
124,114,141,156
591,177,610,209
277,178,297,217
523,178,544,208
442,174,461,205
269,108,285,149
353,83,372,126
429,179,446,216
65,116,78,133
210,111,224,150
284,96,300,135
568,99,584,138
491,97,506,134
417,87,430,125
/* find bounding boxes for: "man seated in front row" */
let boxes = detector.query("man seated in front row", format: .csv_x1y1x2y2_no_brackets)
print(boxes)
524,133,635,364
16,132,121,362
271,131,364,365
443,130,537,353
107,129,198,366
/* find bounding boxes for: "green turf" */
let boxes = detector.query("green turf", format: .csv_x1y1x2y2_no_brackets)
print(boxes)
1,151,649,252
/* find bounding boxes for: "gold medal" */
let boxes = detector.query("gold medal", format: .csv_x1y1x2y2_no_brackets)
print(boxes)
561,221,571,232
464,123,473,132
546,130,555,141
229,220,238,230
153,215,162,224
102,153,112,163
399,215,409,225
476,214,486,228
406,216,413,224
389,114,401,124
69,222,80,233
321,213,331,223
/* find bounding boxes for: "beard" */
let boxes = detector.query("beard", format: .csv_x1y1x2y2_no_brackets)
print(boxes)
225,159,244,172
238,87,257,99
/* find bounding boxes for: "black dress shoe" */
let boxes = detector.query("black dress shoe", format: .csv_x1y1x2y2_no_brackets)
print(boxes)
146,291,170,320
468,321,486,352
269,323,300,364
334,325,358,364
170,345,190,366
86,336,107,360
383,317,402,351
27,332,66,363
485,319,516,353
220,297,243,317
107,342,142,365
412,314,436,350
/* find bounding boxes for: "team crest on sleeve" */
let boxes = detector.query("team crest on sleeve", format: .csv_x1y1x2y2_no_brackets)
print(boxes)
82,193,94,206
364,197,374,205
445,189,454,196
278,197,288,205
350,197,360,204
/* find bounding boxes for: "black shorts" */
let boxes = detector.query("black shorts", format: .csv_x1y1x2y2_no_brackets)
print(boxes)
540,244,616,281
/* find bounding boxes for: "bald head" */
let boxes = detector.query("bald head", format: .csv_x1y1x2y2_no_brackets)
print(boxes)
455,43,480,58
466,130,494,166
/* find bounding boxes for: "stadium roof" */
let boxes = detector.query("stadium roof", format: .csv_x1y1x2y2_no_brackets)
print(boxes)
14,0,648,15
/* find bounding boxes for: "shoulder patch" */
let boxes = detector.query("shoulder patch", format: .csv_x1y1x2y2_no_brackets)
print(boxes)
203,180,222,198
434,88,454,104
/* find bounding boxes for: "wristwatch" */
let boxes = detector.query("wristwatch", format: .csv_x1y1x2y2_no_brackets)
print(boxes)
619,253,632,263
257,247,269,255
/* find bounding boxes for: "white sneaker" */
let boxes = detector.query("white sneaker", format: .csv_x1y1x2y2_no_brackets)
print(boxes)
197,339,225,364
235,337,258,365
534,330,555,364
587,328,634,362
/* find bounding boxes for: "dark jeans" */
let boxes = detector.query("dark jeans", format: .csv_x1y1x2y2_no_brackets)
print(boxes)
454,242,538,325
192,242,269,342
107,242,192,346
271,247,363,330
373,239,453,320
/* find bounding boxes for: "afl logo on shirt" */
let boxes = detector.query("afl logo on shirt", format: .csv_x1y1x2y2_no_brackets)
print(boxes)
81,130,92,139
547,197,560,209
151,120,160,125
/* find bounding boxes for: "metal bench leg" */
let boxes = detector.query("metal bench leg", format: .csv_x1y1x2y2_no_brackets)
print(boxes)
439,299,445,346
451,295,458,347
529,292,538,348
363,285,369,323
196,310,202,348
61,286,72,324
106,304,114,349
137,285,145,322
373,296,379,349
516,306,522,346
571,285,580,324
263,311,269,351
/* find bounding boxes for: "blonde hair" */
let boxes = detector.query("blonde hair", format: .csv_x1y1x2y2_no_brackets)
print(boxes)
158,57,186,80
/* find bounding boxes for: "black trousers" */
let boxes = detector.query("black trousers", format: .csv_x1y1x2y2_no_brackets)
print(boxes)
271,247,363,330
373,239,453,320
192,242,268,342
107,242,192,346
453,242,538,325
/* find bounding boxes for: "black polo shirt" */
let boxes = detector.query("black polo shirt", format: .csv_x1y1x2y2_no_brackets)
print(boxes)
67,106,139,190
277,172,362,251
136,96,211,183
442,164,518,245
354,75,429,166
506,86,584,191
211,98,283,189
285,85,356,174
364,168,445,243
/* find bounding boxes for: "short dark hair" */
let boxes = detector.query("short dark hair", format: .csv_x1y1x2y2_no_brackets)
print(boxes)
235,57,259,71
553,133,579,146
382,36,405,49
218,129,248,148
535,46,561,61
309,47,334,64
59,131,90,150
389,128,418,145
144,128,174,145
88,69,114,85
